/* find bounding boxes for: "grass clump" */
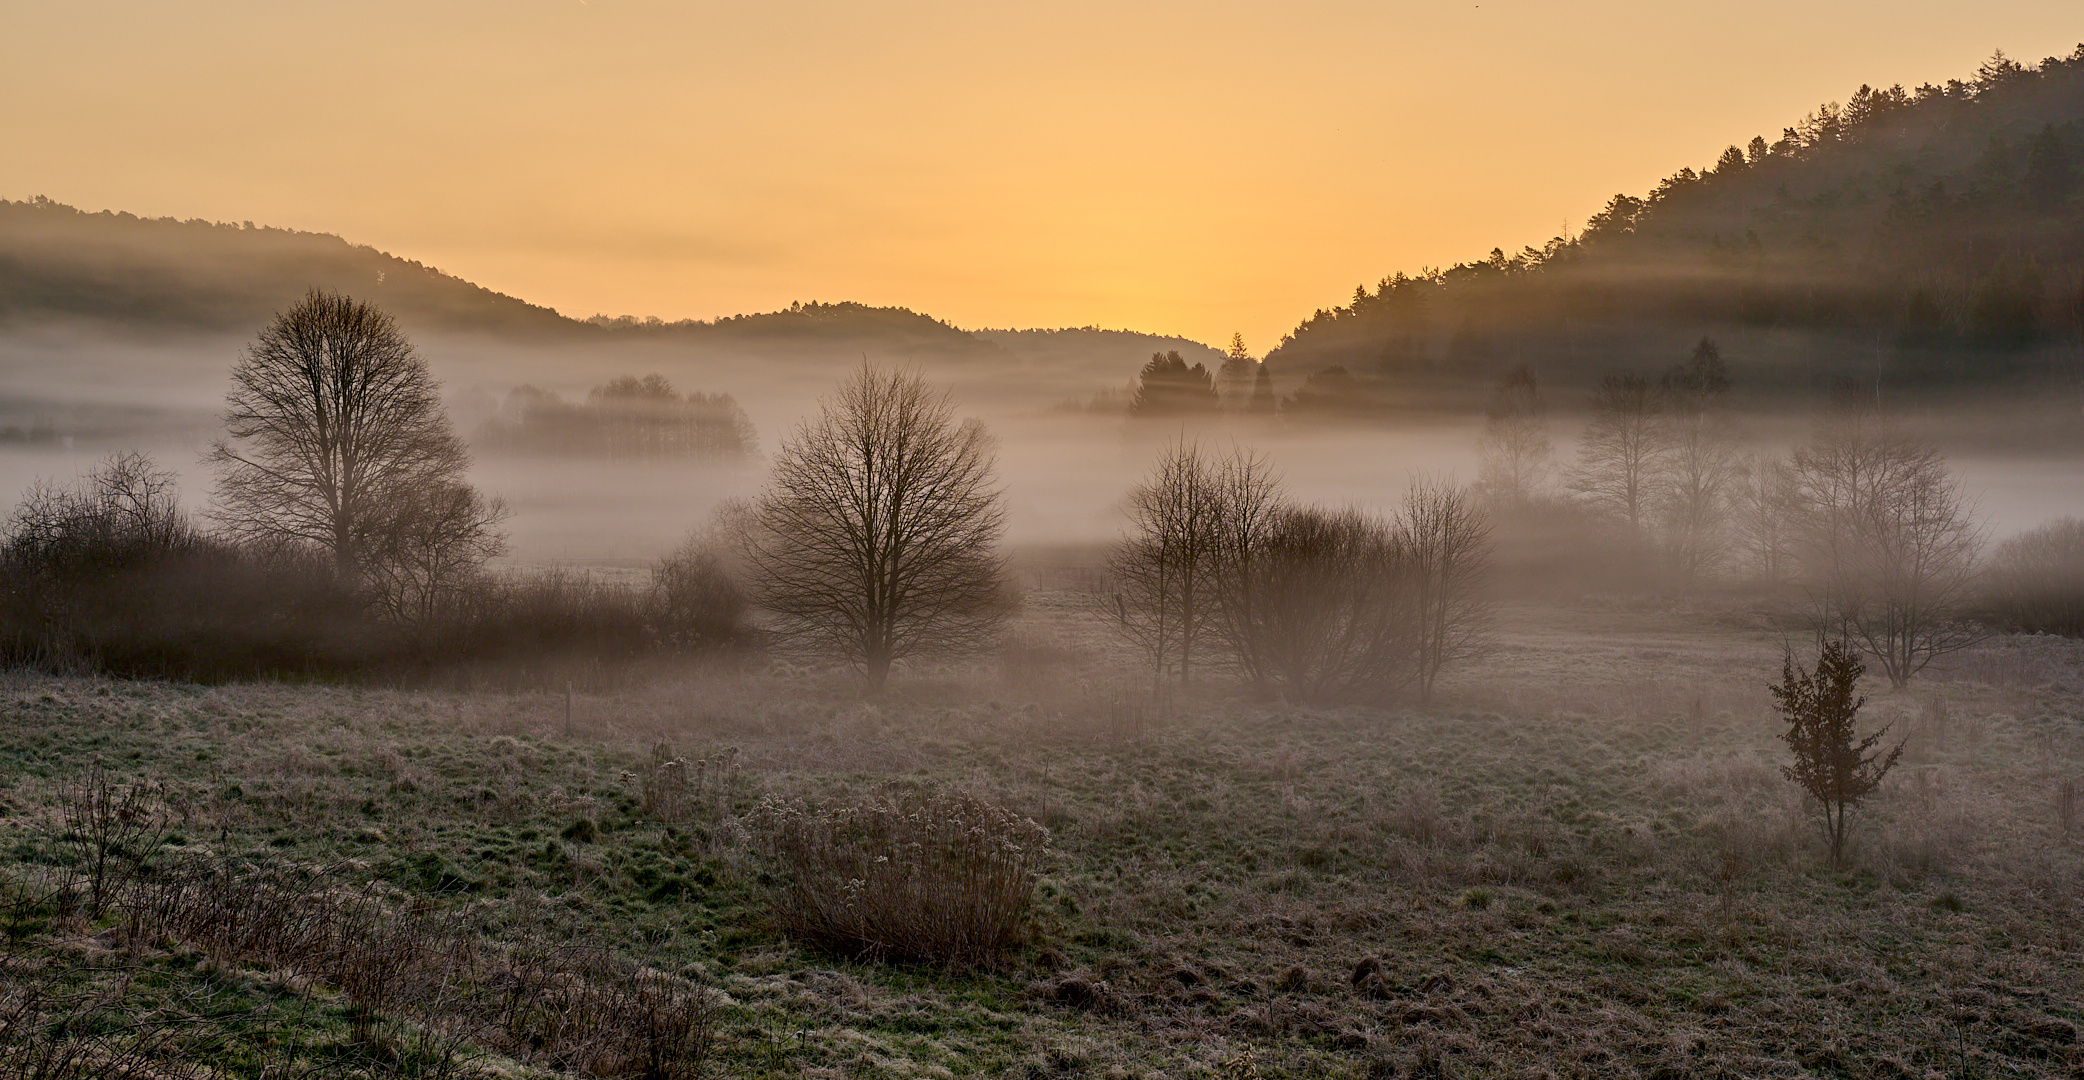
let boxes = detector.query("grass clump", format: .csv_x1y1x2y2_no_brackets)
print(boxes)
753,786,1047,966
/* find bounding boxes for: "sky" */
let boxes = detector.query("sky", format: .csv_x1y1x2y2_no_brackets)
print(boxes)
5,1,2081,351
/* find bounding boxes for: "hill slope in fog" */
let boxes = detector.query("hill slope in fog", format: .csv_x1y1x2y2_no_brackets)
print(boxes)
1266,46,2084,410
0,198,1213,388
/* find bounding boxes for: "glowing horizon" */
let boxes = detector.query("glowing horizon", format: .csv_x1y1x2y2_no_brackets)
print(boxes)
6,1,2078,351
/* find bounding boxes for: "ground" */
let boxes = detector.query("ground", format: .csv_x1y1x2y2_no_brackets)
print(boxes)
1,590,2081,1078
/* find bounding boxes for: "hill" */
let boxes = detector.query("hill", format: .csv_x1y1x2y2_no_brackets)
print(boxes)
1264,46,2084,412
0,197,583,337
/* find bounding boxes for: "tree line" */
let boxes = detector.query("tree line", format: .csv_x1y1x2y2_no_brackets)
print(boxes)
0,292,746,683
1468,339,2078,687
475,376,757,461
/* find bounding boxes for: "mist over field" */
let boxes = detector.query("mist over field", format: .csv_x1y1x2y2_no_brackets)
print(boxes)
9,29,2084,1080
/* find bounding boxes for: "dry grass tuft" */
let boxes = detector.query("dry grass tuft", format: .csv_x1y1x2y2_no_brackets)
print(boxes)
753,786,1048,966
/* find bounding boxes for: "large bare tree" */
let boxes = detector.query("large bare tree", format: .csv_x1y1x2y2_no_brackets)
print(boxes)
747,366,1008,689
208,291,495,590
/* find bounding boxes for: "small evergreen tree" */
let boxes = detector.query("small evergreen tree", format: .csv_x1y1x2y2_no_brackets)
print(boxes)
1771,640,1902,865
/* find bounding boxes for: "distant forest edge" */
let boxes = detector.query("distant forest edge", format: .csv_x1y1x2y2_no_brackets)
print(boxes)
5,46,2084,413
474,374,758,461
1262,47,2084,411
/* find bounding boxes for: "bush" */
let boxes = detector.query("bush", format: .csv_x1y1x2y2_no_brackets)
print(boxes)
1984,517,2084,636
1222,506,1417,704
0,454,379,681
752,787,1047,966
650,539,750,650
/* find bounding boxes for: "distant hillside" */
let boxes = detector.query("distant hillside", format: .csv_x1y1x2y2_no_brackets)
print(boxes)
0,199,1045,374
1266,46,2084,410
590,302,1013,370
975,327,1224,377
0,197,584,337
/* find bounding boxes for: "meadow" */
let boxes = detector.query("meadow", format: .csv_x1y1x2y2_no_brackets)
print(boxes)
2,583,2081,1079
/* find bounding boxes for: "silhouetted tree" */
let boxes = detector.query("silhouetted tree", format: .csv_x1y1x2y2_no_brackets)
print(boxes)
1733,451,1799,585
1247,363,1278,415
1772,640,1901,865
207,291,503,597
1786,410,1984,687
2024,123,2078,209
746,366,1008,689
1566,373,1661,530
1129,352,1220,417
1217,334,1258,409
1476,366,1551,506
1108,441,1228,684
1653,339,1744,576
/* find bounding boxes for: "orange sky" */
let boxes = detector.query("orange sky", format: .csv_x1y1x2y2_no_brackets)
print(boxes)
6,1,2080,350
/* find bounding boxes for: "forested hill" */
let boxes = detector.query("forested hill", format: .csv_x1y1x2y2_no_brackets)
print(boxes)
0,198,1119,372
1266,46,2084,410
0,197,581,337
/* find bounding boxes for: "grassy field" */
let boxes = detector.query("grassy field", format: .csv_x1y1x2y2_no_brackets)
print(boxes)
2,589,2082,1078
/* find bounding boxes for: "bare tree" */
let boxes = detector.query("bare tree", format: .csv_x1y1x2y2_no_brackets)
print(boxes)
1397,477,1492,702
746,366,1008,689
1651,341,1744,578
1565,373,1661,530
1476,365,1552,507
208,291,501,595
1107,440,1236,684
1786,412,1985,687
361,480,509,625
1732,451,1798,585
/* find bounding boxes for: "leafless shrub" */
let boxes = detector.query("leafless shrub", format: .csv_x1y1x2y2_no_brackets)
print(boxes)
651,536,751,650
1222,506,1417,705
2060,777,2078,843
752,786,1048,966
489,943,717,1079
0,972,228,1080
56,762,169,918
1983,516,2084,635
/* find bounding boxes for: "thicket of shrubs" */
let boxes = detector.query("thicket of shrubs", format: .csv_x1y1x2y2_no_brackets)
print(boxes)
1982,517,2084,636
0,454,751,685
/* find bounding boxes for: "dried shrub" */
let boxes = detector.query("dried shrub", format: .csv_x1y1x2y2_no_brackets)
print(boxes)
642,743,740,827
753,786,1048,966
57,762,169,918
0,971,228,1080
112,854,716,1078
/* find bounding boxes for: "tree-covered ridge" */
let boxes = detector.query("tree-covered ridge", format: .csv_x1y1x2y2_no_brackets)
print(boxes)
0,196,580,336
1267,46,2084,407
